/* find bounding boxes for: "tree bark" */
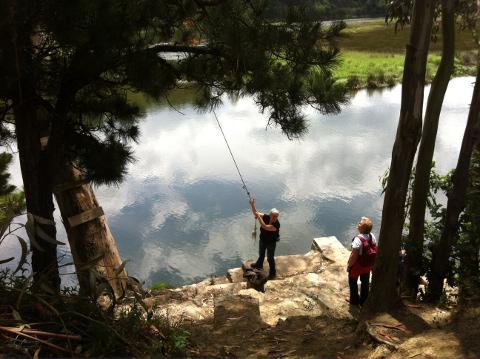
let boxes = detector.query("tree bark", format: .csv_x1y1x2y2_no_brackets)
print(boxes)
458,148,480,304
54,164,127,298
14,103,60,293
427,68,480,302
10,3,60,292
405,0,455,299
363,0,435,313
458,230,480,303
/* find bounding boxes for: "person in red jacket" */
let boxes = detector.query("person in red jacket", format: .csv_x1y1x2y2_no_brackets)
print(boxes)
347,217,377,306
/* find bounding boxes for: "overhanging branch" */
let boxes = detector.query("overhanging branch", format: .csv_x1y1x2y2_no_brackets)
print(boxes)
194,0,228,7
147,43,220,56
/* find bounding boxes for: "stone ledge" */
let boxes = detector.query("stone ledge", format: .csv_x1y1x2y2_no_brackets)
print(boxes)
312,236,350,264
152,236,352,325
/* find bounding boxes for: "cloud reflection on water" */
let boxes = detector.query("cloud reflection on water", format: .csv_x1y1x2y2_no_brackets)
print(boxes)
92,77,474,286
0,77,474,287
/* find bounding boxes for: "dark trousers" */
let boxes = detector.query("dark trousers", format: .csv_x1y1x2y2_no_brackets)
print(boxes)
255,239,276,276
349,272,370,305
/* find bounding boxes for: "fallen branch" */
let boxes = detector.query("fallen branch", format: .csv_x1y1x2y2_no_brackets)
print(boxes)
379,331,401,345
365,324,400,350
405,304,423,308
0,326,70,353
368,322,408,332
0,326,81,341
280,349,297,357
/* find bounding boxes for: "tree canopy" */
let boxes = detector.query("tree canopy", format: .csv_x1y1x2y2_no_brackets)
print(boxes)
0,0,349,291
1,0,350,183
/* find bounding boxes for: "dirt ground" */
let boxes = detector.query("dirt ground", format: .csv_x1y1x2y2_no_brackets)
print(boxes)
186,301,480,358
187,314,360,358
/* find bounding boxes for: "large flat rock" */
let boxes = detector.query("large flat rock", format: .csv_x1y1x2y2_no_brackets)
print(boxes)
153,237,353,326
241,271,352,325
227,250,323,283
312,236,350,264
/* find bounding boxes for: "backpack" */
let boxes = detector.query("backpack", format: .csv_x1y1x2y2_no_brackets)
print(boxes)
357,234,377,267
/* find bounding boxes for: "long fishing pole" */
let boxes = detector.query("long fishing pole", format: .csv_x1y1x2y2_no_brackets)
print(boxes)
213,110,257,241
213,110,252,200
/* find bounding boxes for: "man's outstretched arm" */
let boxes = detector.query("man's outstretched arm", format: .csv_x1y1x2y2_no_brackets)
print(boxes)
249,198,263,217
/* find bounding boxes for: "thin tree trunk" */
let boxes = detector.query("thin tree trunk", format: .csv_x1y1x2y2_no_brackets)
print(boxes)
459,233,480,303
458,148,480,304
54,164,127,298
10,3,60,292
427,69,480,302
363,0,435,314
405,0,455,299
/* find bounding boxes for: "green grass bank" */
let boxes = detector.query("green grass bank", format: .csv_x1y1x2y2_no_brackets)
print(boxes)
333,19,478,89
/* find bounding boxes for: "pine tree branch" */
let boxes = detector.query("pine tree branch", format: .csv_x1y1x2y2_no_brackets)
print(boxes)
147,43,220,56
194,0,229,7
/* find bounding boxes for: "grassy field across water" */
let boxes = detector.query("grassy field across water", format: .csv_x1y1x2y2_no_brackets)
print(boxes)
333,19,477,89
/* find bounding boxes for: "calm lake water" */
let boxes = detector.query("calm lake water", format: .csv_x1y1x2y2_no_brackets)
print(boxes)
4,77,476,287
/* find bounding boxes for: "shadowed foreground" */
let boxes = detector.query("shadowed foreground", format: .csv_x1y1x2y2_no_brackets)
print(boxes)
146,237,480,358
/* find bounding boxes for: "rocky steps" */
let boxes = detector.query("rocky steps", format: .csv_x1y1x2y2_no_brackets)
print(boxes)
141,236,480,358
147,236,353,327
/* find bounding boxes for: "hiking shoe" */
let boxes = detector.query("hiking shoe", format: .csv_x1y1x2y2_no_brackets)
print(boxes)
267,273,276,280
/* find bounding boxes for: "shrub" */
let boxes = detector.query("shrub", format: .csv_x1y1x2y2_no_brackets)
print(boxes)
386,75,397,87
346,75,361,89
366,73,377,89
151,281,174,290
376,70,385,84
0,271,190,357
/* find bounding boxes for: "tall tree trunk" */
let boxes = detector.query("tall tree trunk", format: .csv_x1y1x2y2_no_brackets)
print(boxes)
10,3,60,292
54,164,127,298
427,69,480,302
458,232,480,304
458,149,480,304
405,0,455,299
15,104,60,293
363,0,435,314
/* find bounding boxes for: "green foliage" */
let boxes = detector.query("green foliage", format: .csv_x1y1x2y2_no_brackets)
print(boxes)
334,51,475,90
381,163,452,279
366,72,378,88
397,151,480,301
264,0,386,21
455,150,480,302
0,270,191,357
385,0,413,31
171,328,190,353
407,165,452,277
334,51,406,87
0,153,15,196
346,74,361,89
338,19,477,54
1,0,352,191
177,2,350,138
151,281,174,290
386,75,397,87
0,152,27,274
332,18,477,88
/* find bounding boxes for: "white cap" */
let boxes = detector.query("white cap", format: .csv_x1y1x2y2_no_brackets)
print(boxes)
270,208,280,216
